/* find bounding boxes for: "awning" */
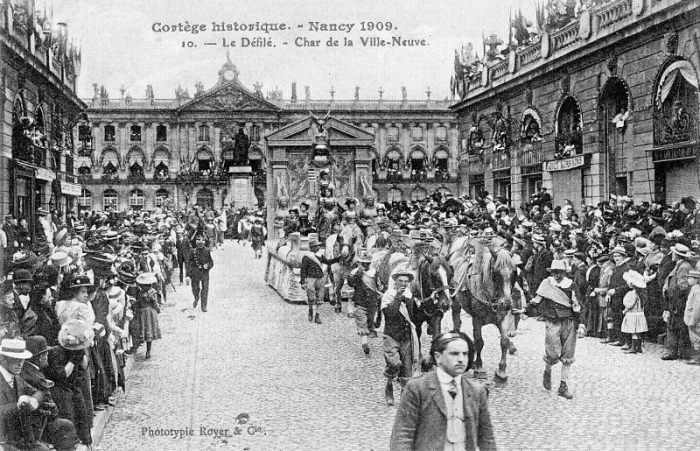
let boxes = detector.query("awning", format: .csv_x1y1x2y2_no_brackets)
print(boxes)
434,149,449,159
410,149,426,159
386,150,402,160
657,60,699,106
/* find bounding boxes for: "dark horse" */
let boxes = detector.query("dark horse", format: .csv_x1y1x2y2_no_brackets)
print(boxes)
450,236,516,382
408,244,454,352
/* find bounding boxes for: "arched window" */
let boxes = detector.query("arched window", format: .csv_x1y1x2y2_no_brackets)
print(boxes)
154,161,169,180
128,162,144,182
433,148,450,180
410,148,427,181
12,97,31,162
387,188,402,203
196,188,214,208
654,59,698,145
600,77,631,196
78,165,92,184
384,148,403,181
555,96,583,158
78,189,92,210
411,187,427,201
197,148,213,172
520,108,543,143
101,148,119,173
155,188,169,207
103,189,118,210
129,189,145,210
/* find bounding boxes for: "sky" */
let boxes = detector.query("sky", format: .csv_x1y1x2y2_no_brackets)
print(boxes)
52,0,538,101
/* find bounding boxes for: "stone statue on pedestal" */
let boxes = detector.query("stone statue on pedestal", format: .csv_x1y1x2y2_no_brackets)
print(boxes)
233,127,250,166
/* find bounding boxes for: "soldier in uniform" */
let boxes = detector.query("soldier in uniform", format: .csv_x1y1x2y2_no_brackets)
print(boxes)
186,233,214,312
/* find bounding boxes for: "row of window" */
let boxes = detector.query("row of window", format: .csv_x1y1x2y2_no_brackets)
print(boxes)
91,124,263,143
89,123,447,143
79,188,218,210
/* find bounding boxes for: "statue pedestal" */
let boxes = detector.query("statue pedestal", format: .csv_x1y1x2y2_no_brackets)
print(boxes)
228,166,257,208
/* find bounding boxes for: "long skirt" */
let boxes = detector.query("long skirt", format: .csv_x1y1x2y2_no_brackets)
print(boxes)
52,383,92,445
90,336,117,405
138,307,161,341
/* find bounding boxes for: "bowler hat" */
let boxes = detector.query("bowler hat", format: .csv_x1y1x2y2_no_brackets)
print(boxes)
12,269,33,283
25,335,53,357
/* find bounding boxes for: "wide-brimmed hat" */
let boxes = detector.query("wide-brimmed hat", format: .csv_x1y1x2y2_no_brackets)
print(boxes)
391,268,414,282
73,223,86,233
547,260,567,272
0,338,33,359
12,269,33,283
25,335,54,357
623,270,647,289
611,246,627,256
345,197,358,206
36,208,50,216
532,234,546,244
50,251,73,268
54,228,69,246
136,272,157,285
672,243,692,259
102,231,120,241
58,319,94,351
117,261,138,284
69,274,93,289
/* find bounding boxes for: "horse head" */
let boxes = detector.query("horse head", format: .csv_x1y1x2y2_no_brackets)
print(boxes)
337,223,364,260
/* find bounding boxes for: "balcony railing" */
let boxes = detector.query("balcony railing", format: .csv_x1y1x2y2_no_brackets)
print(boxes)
127,173,146,184
176,172,228,184
491,150,511,170
78,174,94,184
519,142,545,166
550,20,580,52
101,173,120,183
596,0,633,30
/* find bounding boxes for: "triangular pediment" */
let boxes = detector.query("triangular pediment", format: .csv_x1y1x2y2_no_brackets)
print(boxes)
178,81,281,112
266,116,374,146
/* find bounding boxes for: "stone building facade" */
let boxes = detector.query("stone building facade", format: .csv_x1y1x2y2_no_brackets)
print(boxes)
1,0,85,233
452,0,699,209
81,58,458,212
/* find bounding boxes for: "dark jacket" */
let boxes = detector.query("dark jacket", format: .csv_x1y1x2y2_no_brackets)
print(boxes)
608,260,632,310
382,291,414,342
187,246,213,277
390,371,497,451
529,247,553,293
0,370,44,446
346,266,380,309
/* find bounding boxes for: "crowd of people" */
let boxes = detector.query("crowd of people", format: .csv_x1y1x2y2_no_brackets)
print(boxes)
0,204,244,451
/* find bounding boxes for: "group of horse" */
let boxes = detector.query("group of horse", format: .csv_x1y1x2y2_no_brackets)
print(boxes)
324,222,521,383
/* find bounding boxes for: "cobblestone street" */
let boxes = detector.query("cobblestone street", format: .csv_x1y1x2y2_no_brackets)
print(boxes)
96,241,700,451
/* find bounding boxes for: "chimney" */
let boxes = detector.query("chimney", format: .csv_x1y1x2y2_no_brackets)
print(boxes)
291,82,297,101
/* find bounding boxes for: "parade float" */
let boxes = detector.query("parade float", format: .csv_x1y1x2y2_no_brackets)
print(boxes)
264,113,375,302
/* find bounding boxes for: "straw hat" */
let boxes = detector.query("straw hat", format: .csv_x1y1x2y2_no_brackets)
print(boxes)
0,338,33,359
672,243,692,259
69,274,92,289
136,272,157,285
51,251,73,268
391,266,414,282
547,260,567,272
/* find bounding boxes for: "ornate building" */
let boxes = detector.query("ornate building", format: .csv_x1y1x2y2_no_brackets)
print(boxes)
1,0,85,233
80,57,458,212
452,0,699,208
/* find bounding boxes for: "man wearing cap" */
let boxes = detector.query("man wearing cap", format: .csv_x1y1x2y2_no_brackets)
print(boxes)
21,336,80,451
661,243,694,360
525,259,581,399
300,236,338,324
346,249,381,355
12,269,39,337
187,233,214,312
381,268,418,406
0,338,50,451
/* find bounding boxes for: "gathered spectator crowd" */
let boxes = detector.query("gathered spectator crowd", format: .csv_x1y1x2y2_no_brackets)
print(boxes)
0,203,259,451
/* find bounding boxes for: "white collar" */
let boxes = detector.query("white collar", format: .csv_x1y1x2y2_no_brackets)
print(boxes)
0,365,14,385
436,366,459,385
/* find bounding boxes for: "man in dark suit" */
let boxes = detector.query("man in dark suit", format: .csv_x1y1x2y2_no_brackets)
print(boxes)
0,338,50,451
187,232,214,312
606,246,633,346
528,234,552,295
12,269,38,338
390,331,497,451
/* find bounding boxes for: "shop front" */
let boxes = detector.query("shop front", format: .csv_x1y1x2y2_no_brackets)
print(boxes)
652,145,700,204
543,154,587,207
